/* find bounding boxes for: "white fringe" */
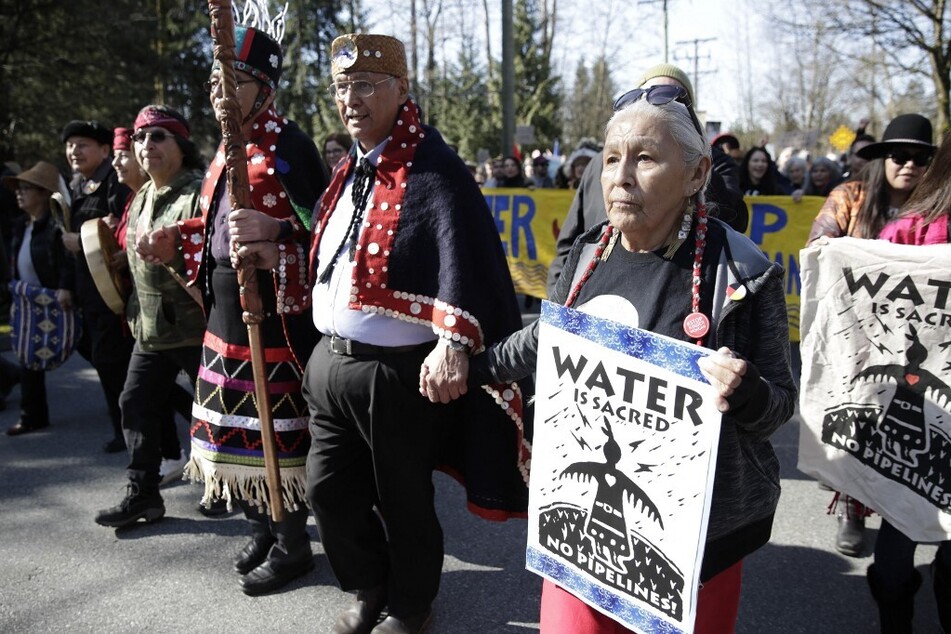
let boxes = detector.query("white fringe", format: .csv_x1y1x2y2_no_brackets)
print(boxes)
185,453,309,514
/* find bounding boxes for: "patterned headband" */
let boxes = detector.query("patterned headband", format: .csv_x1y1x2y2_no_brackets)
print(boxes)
134,107,190,140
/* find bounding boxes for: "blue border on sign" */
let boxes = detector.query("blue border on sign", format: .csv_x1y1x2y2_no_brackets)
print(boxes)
527,546,685,634
541,301,709,384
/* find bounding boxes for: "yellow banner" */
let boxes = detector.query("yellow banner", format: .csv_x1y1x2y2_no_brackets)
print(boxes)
484,188,824,341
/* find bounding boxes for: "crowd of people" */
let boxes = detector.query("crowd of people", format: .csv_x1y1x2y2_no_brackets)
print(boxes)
1,12,949,634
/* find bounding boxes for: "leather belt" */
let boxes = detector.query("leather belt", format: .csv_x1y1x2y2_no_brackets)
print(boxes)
328,335,433,356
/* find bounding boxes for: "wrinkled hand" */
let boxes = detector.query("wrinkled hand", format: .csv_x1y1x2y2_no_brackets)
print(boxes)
102,214,119,230
229,208,281,243
791,189,803,203
137,226,178,264
232,241,279,270
697,347,749,413
55,289,73,311
419,343,469,404
62,232,82,253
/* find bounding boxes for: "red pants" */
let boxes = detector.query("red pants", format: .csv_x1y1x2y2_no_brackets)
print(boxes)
539,560,743,633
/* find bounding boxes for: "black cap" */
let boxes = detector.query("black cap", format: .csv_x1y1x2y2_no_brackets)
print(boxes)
61,120,113,146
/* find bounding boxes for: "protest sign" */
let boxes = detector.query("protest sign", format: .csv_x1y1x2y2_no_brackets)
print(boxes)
799,237,951,542
528,300,722,633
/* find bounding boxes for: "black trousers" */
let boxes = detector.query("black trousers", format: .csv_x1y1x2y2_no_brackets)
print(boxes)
20,367,48,427
304,338,444,618
875,519,951,590
75,304,133,440
120,343,201,489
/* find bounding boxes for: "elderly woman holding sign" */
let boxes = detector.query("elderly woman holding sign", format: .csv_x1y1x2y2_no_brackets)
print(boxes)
421,86,796,632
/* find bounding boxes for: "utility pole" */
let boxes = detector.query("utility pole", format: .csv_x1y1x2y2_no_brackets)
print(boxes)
639,0,670,62
501,0,515,155
673,37,715,107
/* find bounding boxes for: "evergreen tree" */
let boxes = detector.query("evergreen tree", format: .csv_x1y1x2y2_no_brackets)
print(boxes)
511,0,561,152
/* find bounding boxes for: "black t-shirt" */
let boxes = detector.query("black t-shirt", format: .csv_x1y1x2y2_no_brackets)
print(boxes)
571,222,721,345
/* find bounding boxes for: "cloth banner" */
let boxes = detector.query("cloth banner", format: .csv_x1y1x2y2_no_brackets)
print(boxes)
9,280,82,371
798,237,951,542
484,188,822,342
528,300,722,634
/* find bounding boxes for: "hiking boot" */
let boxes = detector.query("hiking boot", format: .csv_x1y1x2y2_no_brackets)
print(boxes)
94,483,165,528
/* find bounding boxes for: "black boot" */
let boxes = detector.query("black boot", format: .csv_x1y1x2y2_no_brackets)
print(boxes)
234,501,276,575
934,559,951,633
240,506,314,596
94,482,165,528
867,563,921,634
835,495,866,557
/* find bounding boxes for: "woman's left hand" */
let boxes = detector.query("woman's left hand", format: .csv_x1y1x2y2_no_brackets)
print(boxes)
228,208,280,243
697,347,754,413
231,241,279,270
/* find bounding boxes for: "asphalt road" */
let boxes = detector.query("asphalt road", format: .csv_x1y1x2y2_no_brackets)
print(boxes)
0,343,944,633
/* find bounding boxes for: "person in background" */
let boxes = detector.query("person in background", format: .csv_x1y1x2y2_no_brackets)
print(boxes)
739,147,787,196
496,155,528,187
806,113,936,558
93,106,206,530
713,132,743,166
482,157,505,187
60,120,134,453
323,131,352,170
803,156,843,198
844,133,876,181
530,155,554,188
2,162,69,436
862,130,951,633
783,156,809,199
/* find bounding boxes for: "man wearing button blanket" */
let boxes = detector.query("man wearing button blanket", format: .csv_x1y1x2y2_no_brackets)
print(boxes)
298,32,531,634
140,22,329,596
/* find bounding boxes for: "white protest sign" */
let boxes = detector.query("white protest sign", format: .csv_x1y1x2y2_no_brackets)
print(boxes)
527,301,722,634
799,237,951,541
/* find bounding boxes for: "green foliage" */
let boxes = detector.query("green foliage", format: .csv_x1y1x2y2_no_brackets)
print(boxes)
563,55,616,148
511,0,560,152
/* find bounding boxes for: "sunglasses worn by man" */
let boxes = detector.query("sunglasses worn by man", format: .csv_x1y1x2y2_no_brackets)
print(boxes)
132,130,174,144
612,84,705,139
886,150,933,167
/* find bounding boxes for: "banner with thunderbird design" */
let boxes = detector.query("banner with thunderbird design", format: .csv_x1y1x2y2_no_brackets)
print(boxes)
527,301,722,633
799,237,951,541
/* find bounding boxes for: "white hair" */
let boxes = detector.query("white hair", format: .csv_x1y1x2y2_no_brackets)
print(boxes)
605,99,712,199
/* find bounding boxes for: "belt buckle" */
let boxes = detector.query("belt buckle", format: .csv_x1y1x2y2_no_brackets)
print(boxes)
331,336,352,355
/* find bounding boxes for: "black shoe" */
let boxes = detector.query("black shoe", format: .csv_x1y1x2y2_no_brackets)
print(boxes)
835,495,866,557
333,586,388,634
371,608,433,634
7,420,49,436
103,437,126,453
239,550,314,596
94,483,165,528
234,535,277,575
198,498,230,517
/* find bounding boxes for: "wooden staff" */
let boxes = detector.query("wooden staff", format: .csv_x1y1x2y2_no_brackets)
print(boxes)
208,0,285,522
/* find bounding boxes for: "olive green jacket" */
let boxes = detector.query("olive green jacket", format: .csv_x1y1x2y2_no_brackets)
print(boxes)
125,169,206,351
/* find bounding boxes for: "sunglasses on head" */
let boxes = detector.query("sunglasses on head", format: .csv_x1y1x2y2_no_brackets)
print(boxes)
886,150,932,167
132,130,171,144
612,85,705,138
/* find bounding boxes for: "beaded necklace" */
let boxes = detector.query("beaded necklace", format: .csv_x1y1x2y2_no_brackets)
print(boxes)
565,200,710,347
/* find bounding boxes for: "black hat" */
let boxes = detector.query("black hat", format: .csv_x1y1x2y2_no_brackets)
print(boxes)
61,120,113,146
856,114,936,160
234,26,283,90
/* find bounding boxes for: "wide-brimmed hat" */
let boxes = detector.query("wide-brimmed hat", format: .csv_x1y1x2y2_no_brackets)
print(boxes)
61,120,113,145
2,161,61,194
856,114,936,160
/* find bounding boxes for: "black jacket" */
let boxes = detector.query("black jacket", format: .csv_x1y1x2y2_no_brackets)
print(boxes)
11,213,69,290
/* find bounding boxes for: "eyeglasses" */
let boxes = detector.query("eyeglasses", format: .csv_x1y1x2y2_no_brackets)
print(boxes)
203,78,259,93
328,77,393,100
886,150,933,167
612,85,705,138
132,130,172,144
